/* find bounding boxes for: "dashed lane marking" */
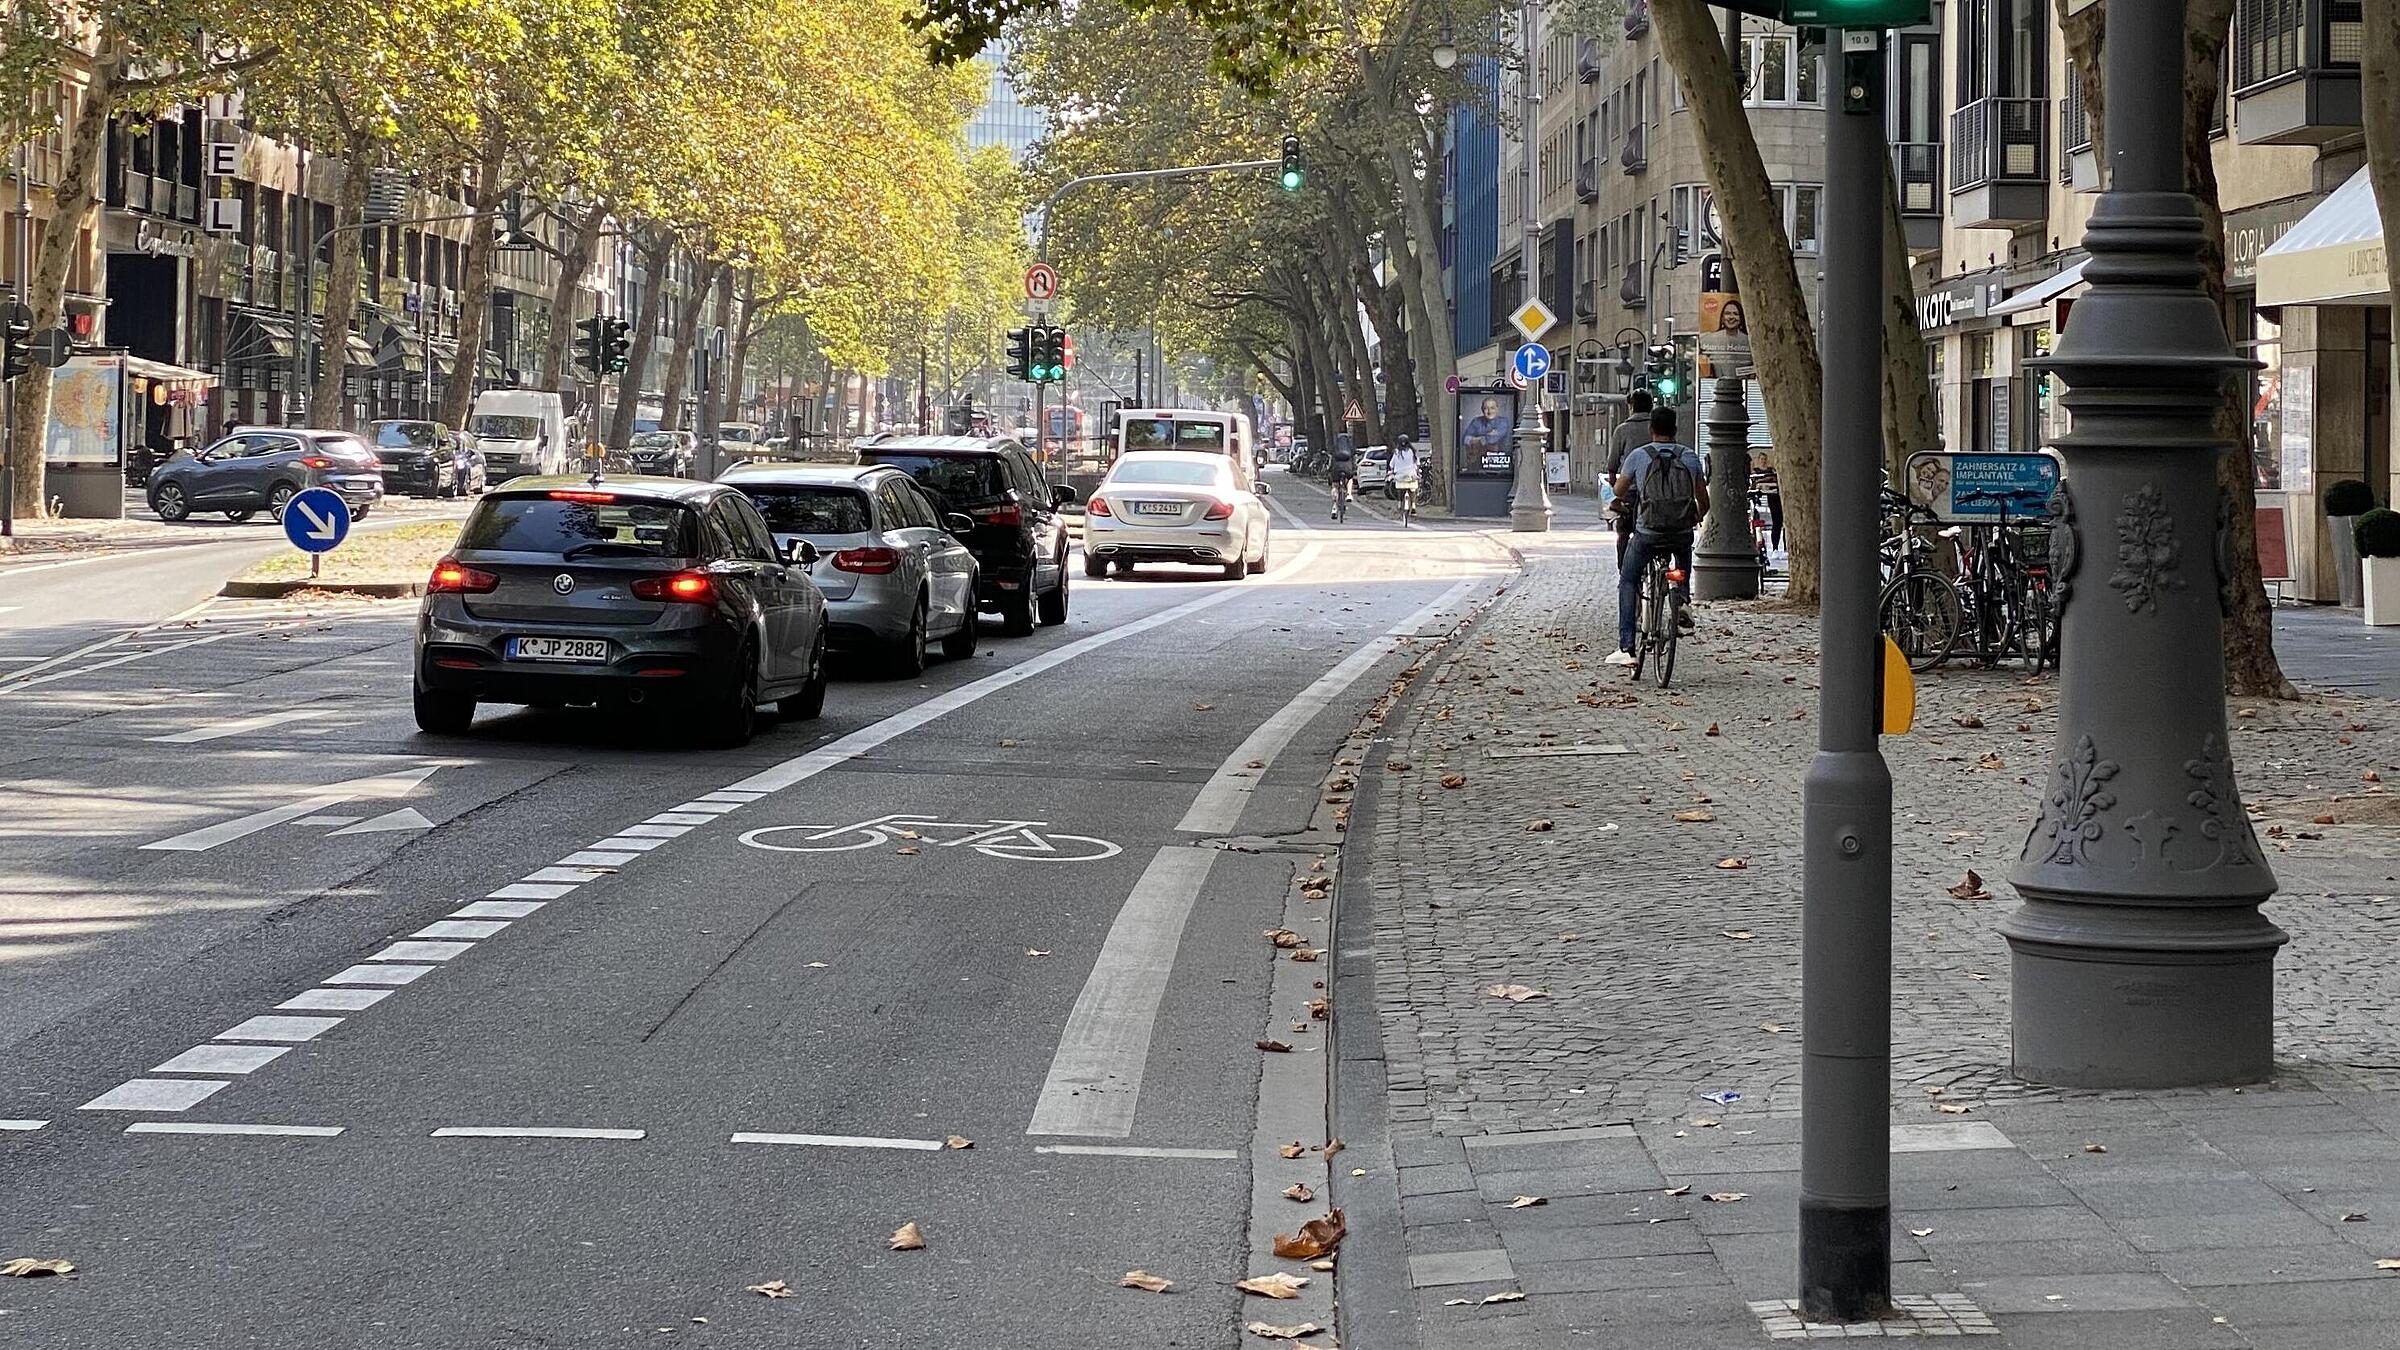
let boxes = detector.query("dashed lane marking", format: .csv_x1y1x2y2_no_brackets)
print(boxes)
1035,1144,1239,1160
729,1132,946,1152
125,1122,343,1138
152,1044,292,1075
324,962,437,986
431,1127,645,1141
81,1078,228,1112
147,708,339,743
365,940,470,963
452,900,545,919
217,1015,344,1043
278,988,392,1012
0,1119,48,1131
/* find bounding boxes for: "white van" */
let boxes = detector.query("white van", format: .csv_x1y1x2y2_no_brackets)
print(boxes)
470,390,570,481
1116,408,1257,490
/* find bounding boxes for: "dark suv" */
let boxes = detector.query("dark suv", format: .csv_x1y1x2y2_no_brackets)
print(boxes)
857,434,1072,634
146,427,385,523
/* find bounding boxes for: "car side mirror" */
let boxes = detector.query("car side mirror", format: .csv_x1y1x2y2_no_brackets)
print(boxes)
1051,484,1075,508
945,513,974,536
1256,481,1272,495
783,540,819,567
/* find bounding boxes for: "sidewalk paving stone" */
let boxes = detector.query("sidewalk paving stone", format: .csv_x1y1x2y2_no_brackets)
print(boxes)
1348,532,2400,1347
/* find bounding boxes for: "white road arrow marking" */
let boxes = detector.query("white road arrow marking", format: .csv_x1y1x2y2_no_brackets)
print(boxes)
295,498,340,541
327,807,435,837
140,765,447,852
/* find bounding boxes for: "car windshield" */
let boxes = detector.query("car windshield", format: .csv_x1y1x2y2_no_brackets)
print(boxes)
719,426,756,443
1107,460,1224,487
632,433,678,449
737,485,872,535
458,496,698,558
470,414,542,439
373,423,441,449
865,452,1003,505
1123,418,1227,452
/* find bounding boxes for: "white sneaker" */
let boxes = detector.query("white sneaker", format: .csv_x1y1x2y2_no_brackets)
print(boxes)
1604,649,1637,667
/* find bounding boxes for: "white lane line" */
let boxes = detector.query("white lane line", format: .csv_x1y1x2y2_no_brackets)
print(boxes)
728,1132,946,1152
0,594,219,689
0,632,245,697
699,791,766,802
82,1078,229,1112
325,962,437,986
1027,846,1220,1138
431,1126,645,1141
140,764,448,852
590,835,670,851
1035,1144,1240,1160
524,866,610,884
452,900,545,919
646,812,716,826
555,852,638,868
612,824,690,839
216,1015,343,1043
1178,575,1485,835
279,987,393,1012
367,940,472,963
147,708,337,743
670,801,743,815
153,1044,292,1075
0,1119,49,1131
413,919,509,939
126,1122,344,1138
726,544,1321,799
489,882,576,901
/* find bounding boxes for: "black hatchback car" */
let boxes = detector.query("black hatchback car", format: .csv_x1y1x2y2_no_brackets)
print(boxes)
413,475,828,747
856,434,1073,634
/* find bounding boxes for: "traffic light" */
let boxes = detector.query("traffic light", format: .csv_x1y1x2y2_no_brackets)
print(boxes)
1005,326,1032,382
1031,326,1067,384
2,303,31,381
601,317,631,373
1278,136,1304,192
573,317,605,376
1645,343,1683,402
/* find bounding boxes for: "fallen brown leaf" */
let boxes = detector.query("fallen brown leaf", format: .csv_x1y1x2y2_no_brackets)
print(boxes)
2082,1143,2107,1154
1722,929,1755,941
1664,1185,1693,1197
1024,948,1050,957
1309,1260,1335,1272
1705,723,1722,736
1484,983,1548,1002
745,1280,791,1298
2313,814,2338,825
1265,928,1306,948
1953,715,1985,729
1119,1269,1174,1293
1441,774,1467,789
895,846,920,855
1716,857,1749,870
2377,1258,2400,1271
1246,759,1266,769
1947,870,1992,901
1257,1039,1293,1053
1282,1183,1315,1203
1289,948,1325,963
1759,1022,1788,1034
889,1222,926,1251
1934,1104,1975,1115
2342,1212,2368,1223
1507,1195,1547,1209
1481,1290,1526,1304
1977,753,2007,770
1235,1272,1310,1299
1673,808,1716,823
1526,819,1555,832
1321,1139,1344,1159
1273,1209,1348,1260
1243,1321,1322,1339
1278,1142,1307,1159
1193,702,1214,712
945,1135,973,1150
1910,1227,1935,1238
1702,1192,1749,1203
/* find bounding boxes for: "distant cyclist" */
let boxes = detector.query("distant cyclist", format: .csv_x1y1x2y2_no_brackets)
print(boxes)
1326,437,1358,520
1389,438,1420,524
1605,390,1654,565
1606,406,1708,666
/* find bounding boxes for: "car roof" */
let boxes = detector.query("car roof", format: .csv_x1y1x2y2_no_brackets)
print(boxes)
859,433,1021,456
719,463,896,488
1108,450,1227,470
482,474,723,504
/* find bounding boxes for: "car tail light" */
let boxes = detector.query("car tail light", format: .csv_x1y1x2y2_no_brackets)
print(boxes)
1666,567,1687,584
299,456,332,470
1202,499,1234,521
365,457,383,470
981,503,1023,527
632,570,718,603
427,557,499,594
1087,497,1112,516
549,490,616,503
831,546,902,575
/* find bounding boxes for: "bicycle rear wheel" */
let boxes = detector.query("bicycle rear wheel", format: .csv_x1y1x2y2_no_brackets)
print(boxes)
1647,563,1677,688
1880,570,1961,672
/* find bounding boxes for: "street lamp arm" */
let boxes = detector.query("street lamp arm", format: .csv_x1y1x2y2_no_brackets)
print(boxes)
1034,159,1280,263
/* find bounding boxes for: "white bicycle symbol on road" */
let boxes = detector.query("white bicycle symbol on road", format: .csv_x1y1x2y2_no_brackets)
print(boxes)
738,813,1123,864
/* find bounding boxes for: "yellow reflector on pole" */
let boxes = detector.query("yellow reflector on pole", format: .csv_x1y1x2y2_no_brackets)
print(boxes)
1880,635,1916,736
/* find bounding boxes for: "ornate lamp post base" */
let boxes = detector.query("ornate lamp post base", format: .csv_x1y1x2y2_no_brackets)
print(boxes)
2002,899,2284,1087
1692,373,1757,599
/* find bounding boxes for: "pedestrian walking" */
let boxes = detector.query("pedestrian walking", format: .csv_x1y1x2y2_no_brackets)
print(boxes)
1605,390,1654,563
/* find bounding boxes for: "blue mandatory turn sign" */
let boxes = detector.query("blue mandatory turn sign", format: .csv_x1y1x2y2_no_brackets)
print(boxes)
281,486,353,554
1511,342,1552,383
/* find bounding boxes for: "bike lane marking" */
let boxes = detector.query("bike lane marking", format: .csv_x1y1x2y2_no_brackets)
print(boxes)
1177,575,1485,835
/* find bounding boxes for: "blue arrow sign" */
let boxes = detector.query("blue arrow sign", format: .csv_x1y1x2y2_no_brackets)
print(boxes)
1512,342,1552,383
281,486,352,554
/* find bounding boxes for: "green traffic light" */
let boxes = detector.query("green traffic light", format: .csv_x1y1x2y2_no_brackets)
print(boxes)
1657,378,1682,399
1280,169,1303,191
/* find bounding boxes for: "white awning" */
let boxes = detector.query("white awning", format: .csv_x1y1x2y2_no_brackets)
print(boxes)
1992,260,2088,317
2257,168,2388,308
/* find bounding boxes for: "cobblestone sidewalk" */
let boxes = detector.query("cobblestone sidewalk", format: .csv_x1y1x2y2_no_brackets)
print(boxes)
1343,531,2400,1350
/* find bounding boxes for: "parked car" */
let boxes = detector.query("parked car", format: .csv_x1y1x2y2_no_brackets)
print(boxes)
413,475,827,746
370,420,465,497
856,433,1072,635
146,427,385,524
1083,450,1271,580
628,430,697,478
1353,445,1393,496
723,462,980,675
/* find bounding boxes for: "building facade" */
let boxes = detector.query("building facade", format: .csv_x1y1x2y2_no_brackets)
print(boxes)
967,41,1046,163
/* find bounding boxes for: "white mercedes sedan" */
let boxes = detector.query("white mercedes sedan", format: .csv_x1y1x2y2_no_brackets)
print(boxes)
1082,450,1272,580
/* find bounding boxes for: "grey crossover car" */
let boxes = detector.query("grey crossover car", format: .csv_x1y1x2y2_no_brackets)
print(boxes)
413,475,828,746
722,462,980,675
146,427,385,523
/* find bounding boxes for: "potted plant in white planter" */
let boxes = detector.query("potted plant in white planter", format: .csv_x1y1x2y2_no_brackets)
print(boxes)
2359,508,2400,627
2324,479,2374,608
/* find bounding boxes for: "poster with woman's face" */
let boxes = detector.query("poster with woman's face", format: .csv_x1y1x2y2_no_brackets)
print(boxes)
1458,390,1519,478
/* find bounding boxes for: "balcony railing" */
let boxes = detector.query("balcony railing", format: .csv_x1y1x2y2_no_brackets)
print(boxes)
1578,38,1602,84
1950,97,2047,191
1619,262,1646,308
1624,0,1650,37
1892,143,1940,215
1575,280,1599,321
2234,0,2361,94
1620,122,1647,173
1576,162,1599,203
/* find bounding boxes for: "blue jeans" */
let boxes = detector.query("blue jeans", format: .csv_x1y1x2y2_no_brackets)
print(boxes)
1618,528,1695,652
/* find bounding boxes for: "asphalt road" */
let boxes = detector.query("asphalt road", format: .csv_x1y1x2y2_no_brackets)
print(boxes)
0,472,1509,1347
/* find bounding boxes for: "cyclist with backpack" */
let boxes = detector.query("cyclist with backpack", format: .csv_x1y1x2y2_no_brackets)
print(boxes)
1605,406,1709,667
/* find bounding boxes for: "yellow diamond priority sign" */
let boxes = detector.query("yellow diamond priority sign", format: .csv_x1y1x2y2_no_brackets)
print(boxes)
1510,298,1558,343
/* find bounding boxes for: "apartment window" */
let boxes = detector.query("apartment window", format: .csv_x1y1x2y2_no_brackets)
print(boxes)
1669,183,1705,260
1792,185,1821,253
1896,33,1940,142
1960,0,2045,101
1742,33,1821,107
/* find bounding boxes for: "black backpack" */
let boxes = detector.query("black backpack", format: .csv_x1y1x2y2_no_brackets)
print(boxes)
1635,444,1700,532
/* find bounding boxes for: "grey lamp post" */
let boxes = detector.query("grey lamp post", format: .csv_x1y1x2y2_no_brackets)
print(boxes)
2001,0,2283,1087
1508,0,1553,532
1693,370,1757,598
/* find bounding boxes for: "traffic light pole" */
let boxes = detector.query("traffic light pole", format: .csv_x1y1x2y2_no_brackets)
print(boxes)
1030,159,1283,265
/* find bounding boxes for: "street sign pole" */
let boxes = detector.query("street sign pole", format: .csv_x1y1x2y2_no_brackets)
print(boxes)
1507,0,1551,533
1799,25,1892,1326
